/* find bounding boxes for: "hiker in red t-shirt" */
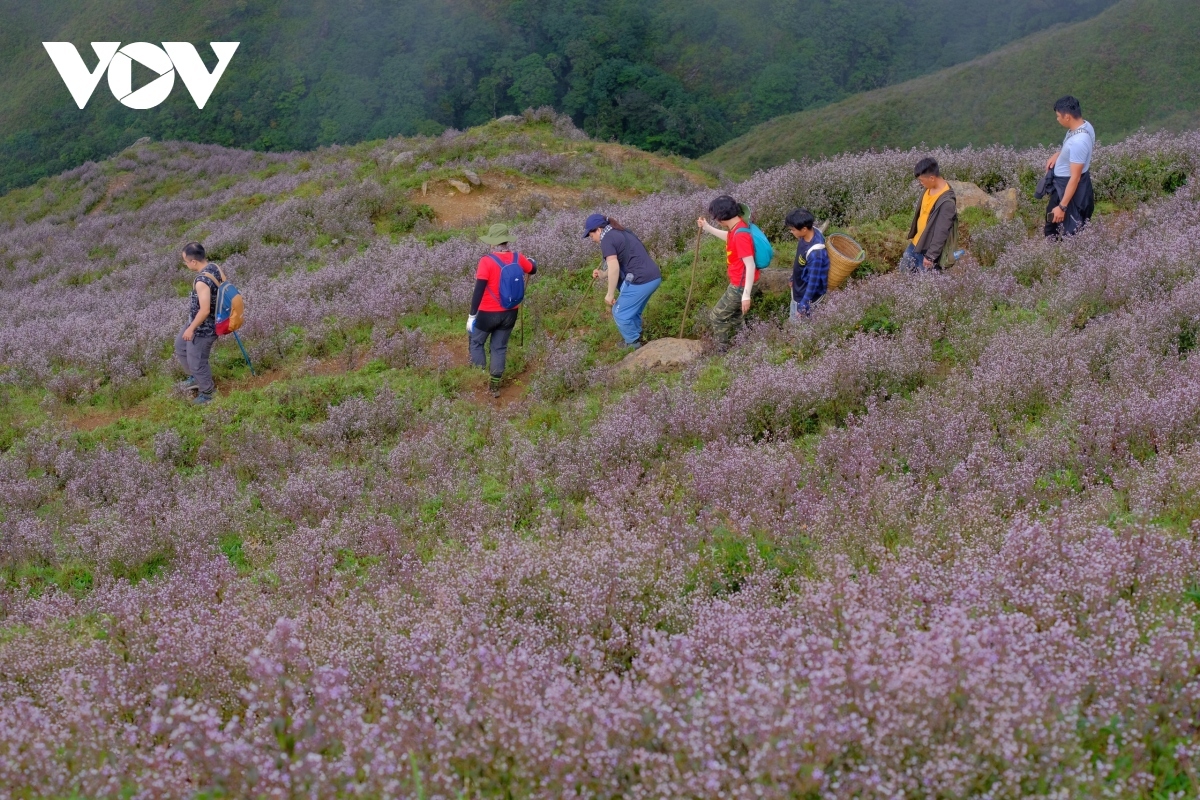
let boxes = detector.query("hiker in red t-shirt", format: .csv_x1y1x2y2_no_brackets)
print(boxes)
468,223,536,397
697,194,759,347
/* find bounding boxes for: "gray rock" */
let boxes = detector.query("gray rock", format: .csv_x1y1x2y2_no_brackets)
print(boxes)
463,169,481,186
949,180,1021,221
448,179,471,194
619,337,705,372
990,187,1019,221
391,151,415,167
496,115,521,123
947,180,992,211
755,268,791,294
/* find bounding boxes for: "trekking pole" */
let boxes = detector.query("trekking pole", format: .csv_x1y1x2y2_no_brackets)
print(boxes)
679,227,702,338
232,332,256,376
558,267,595,340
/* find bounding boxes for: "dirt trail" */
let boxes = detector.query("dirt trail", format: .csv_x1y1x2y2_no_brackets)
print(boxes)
88,173,134,216
415,171,624,229
66,337,526,431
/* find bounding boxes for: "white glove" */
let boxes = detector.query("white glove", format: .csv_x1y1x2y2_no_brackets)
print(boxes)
466,314,477,333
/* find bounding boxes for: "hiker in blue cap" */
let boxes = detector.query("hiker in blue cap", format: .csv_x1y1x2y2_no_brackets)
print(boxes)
583,213,662,350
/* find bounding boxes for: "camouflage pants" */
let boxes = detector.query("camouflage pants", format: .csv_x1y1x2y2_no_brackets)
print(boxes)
708,283,757,344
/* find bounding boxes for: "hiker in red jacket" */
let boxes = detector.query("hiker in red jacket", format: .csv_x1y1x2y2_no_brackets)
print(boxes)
468,223,536,397
697,195,759,348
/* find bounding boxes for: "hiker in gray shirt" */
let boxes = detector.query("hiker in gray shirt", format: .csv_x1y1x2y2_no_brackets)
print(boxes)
175,241,223,405
1044,95,1095,238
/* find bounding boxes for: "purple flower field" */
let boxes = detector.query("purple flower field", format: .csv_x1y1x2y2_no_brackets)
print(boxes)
3,120,1200,797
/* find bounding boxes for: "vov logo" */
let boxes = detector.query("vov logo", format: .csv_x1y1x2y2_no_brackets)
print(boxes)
43,42,239,110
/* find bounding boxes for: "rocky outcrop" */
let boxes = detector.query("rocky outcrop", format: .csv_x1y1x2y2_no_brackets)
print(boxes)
619,337,705,372
755,268,792,294
990,188,1019,221
947,181,1020,221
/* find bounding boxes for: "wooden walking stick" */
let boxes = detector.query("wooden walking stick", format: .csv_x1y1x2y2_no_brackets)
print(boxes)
559,266,596,339
679,227,703,339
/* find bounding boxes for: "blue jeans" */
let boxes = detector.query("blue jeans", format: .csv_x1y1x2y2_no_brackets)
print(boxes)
612,277,661,344
899,243,939,273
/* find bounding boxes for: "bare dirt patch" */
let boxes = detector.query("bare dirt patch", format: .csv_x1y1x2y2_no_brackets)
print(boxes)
88,173,134,215
414,171,631,229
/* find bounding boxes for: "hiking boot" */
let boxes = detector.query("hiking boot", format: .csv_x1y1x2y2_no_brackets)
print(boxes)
622,340,642,351
193,392,214,406
488,378,502,398
176,376,198,394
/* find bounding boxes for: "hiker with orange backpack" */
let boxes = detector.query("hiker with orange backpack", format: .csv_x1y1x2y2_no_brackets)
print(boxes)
468,223,537,397
697,195,772,348
176,241,227,405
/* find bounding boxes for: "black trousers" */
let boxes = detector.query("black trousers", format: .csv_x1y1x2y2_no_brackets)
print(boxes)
469,309,518,378
1045,171,1095,238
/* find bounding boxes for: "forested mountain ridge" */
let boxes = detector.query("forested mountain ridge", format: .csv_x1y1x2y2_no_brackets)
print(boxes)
0,0,1119,192
705,0,1200,174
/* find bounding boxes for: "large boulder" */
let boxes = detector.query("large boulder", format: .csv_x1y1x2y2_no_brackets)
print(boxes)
947,180,992,211
755,268,791,294
619,337,705,372
463,169,481,186
448,179,471,194
990,187,1019,221
391,151,415,167
948,180,1020,221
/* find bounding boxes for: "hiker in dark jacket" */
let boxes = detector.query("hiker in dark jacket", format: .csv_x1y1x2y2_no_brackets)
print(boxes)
1043,95,1095,239
583,213,662,349
785,208,828,318
900,157,958,273
175,241,224,405
468,223,536,398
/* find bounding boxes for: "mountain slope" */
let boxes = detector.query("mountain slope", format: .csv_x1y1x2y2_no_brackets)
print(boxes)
0,0,1120,192
704,0,1200,175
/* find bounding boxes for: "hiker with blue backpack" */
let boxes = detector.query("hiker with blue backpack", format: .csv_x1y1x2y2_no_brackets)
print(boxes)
582,213,662,350
697,195,772,347
468,223,537,397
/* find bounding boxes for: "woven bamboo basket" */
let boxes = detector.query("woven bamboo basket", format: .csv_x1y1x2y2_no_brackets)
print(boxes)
826,233,865,290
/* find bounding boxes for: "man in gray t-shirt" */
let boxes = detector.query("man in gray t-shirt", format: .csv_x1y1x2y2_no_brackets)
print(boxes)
1054,120,1095,177
1044,95,1096,238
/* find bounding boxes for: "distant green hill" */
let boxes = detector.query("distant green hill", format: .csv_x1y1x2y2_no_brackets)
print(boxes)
704,0,1200,175
0,0,1120,193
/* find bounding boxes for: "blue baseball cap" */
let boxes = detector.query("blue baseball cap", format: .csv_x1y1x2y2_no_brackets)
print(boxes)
582,213,608,238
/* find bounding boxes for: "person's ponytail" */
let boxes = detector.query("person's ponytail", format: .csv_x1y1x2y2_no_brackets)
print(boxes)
605,216,627,232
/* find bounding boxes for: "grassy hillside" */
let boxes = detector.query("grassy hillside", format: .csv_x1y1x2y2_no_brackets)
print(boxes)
0,0,1120,192
705,0,1200,175
5,110,1200,793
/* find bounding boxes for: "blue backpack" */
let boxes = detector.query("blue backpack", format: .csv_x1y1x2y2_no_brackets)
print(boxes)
488,252,527,309
734,224,774,269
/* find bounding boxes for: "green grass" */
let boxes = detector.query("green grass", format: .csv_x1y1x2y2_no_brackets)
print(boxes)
705,0,1200,175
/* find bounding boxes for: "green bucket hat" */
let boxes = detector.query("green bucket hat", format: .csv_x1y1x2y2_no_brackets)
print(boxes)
480,223,514,246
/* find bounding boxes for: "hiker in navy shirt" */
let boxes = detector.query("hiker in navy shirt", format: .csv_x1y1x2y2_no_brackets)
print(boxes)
583,213,662,349
785,209,828,318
